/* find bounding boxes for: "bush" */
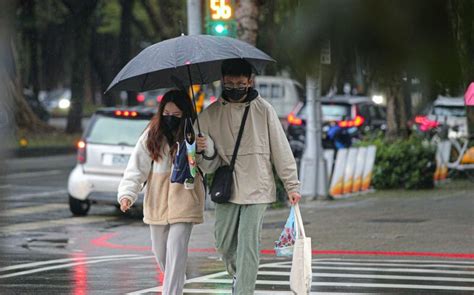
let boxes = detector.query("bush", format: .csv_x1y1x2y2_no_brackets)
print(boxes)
358,136,436,189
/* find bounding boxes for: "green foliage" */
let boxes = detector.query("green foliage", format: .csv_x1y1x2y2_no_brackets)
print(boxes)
358,136,436,190
96,0,121,35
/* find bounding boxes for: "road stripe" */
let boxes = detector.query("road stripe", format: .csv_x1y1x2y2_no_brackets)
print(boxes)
183,279,474,291
0,203,69,217
0,215,119,234
265,265,474,275
0,254,141,272
305,261,474,269
0,255,153,279
129,259,474,295
2,170,63,179
134,289,372,295
310,282,474,291
257,271,474,282
310,258,474,266
3,189,68,200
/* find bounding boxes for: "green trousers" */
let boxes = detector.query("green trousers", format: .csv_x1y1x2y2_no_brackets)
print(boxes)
215,202,268,295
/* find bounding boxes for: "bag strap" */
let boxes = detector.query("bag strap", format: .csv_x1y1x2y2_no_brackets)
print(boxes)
230,104,251,170
294,203,306,238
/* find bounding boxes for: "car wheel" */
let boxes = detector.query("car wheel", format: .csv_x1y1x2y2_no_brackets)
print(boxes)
69,195,91,216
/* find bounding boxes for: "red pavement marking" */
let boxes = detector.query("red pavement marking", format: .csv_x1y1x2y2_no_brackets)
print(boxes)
91,233,474,259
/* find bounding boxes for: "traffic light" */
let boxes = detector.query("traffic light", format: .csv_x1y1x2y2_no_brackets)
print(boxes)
210,22,230,36
206,0,236,37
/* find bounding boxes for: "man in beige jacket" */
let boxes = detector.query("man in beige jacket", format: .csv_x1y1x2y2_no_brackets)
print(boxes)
196,59,301,295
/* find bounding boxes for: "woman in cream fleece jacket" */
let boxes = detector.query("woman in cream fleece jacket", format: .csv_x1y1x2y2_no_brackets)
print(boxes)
117,89,206,295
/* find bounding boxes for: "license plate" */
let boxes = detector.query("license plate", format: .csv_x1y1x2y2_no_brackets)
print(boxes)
103,154,130,166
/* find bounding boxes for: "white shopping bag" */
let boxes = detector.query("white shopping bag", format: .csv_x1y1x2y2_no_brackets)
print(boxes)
290,203,312,294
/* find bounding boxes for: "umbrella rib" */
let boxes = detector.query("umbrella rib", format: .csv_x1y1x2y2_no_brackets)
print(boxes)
140,73,149,92
223,37,244,59
174,36,179,68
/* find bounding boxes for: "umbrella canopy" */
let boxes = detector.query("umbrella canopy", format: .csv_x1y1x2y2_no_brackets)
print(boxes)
106,34,275,93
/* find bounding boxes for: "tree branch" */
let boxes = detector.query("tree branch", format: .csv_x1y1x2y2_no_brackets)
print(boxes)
131,13,152,40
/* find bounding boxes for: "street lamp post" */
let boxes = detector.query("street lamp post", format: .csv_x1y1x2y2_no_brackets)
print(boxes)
300,41,330,199
187,0,202,35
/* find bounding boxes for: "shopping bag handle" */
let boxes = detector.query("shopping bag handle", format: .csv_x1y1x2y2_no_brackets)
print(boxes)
294,203,306,238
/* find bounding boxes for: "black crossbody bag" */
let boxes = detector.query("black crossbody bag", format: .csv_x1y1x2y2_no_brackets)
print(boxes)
210,104,251,204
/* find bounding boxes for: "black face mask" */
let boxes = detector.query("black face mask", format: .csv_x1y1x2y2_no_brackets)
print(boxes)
162,115,181,132
223,88,248,102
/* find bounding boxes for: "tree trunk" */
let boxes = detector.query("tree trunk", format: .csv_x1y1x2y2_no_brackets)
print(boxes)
236,0,260,45
385,74,404,140
64,0,98,134
0,1,53,133
119,0,137,106
448,0,474,138
21,0,41,100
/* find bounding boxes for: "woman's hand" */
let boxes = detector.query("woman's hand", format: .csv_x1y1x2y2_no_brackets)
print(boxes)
196,135,208,153
120,198,132,212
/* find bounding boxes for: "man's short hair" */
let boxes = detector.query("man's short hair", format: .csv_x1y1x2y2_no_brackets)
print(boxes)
221,58,252,78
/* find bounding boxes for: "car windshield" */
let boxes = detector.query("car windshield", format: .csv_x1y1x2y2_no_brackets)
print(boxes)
86,115,150,146
298,103,351,121
432,106,466,117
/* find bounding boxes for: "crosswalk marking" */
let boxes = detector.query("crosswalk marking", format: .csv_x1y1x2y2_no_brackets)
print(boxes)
129,258,474,294
0,255,152,279
0,203,68,217
268,264,474,275
257,271,474,282
0,254,141,272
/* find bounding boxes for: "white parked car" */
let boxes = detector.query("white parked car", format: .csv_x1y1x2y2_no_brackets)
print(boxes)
254,76,305,122
67,107,155,215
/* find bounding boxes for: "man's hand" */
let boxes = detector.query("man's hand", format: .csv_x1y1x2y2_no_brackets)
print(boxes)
196,135,207,153
120,198,132,213
288,192,301,205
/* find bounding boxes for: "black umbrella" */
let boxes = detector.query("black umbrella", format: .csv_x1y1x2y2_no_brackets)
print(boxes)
106,34,275,133
106,35,274,92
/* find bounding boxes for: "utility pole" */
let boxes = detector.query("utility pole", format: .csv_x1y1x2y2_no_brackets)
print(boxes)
187,0,202,35
300,75,318,198
300,41,330,199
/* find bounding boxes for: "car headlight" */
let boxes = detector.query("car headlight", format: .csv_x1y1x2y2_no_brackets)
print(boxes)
59,98,71,109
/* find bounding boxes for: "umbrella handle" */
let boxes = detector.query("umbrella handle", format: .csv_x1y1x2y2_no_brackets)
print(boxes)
186,65,202,135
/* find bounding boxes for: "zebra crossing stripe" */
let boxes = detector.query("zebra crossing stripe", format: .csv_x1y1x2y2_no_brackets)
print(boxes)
0,255,153,279
303,261,474,269
184,278,474,291
257,271,474,282
0,254,141,272
310,282,474,291
128,259,474,294
265,264,474,275
277,259,474,266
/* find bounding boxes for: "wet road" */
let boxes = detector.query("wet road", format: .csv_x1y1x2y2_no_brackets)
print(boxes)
0,155,473,294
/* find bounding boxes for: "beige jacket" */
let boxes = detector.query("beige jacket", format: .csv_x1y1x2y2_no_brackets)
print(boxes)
197,96,300,204
117,130,205,225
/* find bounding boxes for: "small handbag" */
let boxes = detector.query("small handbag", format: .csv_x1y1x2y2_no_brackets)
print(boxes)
210,104,251,204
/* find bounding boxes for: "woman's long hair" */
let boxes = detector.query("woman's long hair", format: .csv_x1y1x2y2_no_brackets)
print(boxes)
146,89,196,161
